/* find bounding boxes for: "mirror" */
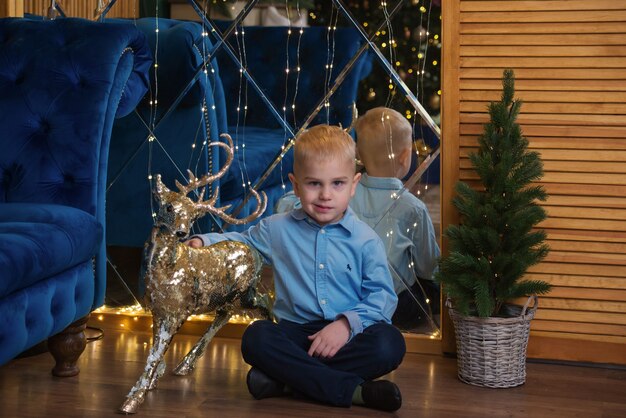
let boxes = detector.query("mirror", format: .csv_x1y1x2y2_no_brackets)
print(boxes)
98,0,442,338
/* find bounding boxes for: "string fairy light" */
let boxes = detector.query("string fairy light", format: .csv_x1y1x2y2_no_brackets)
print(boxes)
230,23,255,201
146,8,160,225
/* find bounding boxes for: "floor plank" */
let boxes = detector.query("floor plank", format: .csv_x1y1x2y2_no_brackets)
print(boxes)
1,323,625,417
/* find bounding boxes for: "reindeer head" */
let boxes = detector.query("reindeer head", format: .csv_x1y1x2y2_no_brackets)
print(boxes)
153,134,267,239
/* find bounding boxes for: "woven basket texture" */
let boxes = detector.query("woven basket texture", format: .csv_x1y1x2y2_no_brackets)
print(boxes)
449,296,537,388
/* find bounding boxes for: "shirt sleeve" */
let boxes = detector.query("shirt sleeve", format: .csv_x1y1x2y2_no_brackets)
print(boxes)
192,217,274,265
340,236,398,334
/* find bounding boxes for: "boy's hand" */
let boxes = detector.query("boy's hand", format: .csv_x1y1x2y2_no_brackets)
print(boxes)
307,316,350,359
185,237,203,248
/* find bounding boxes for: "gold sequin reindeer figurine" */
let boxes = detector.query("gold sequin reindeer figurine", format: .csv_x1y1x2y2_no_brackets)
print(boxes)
119,134,270,414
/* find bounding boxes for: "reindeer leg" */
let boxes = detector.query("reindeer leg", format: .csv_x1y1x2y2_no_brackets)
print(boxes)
149,360,167,391
241,285,273,321
172,310,231,376
118,316,184,414
146,316,167,391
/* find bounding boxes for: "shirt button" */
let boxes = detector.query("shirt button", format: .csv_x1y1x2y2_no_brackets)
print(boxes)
319,263,324,269
320,299,327,305
320,229,326,234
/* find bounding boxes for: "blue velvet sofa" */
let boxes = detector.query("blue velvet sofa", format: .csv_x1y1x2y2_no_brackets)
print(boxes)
106,18,372,248
0,17,151,373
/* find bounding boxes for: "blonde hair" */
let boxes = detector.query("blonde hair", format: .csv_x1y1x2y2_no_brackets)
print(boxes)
293,125,356,174
355,107,412,171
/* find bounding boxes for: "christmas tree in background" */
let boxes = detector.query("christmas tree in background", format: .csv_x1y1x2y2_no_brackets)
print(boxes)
435,70,551,318
311,0,441,124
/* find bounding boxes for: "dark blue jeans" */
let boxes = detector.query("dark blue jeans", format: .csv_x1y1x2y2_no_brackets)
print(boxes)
241,319,406,407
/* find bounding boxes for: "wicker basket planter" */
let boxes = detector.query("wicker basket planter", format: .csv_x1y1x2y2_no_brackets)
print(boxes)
448,295,538,388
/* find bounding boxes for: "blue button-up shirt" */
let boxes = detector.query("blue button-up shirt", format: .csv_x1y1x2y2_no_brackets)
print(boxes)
196,207,397,335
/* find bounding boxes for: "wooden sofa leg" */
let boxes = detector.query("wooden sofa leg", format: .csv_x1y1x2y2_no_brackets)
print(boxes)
48,315,90,377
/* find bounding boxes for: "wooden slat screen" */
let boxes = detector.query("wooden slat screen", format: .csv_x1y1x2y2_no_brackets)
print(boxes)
24,0,139,19
442,0,626,364
0,0,24,17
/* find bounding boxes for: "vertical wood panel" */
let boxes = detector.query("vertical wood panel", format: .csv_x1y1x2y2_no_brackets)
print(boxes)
0,0,24,17
441,0,462,355
443,0,626,364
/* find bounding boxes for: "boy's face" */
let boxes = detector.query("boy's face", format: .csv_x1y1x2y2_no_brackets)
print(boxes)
289,155,361,226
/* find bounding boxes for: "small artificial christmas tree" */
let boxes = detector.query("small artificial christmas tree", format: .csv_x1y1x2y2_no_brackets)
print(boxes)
436,69,551,318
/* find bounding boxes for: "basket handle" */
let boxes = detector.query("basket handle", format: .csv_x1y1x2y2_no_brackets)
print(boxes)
521,294,539,316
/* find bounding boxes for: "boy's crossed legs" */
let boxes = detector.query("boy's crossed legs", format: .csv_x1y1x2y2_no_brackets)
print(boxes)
241,319,406,411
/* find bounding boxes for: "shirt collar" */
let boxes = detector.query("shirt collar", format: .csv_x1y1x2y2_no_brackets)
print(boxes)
360,173,404,190
290,207,355,235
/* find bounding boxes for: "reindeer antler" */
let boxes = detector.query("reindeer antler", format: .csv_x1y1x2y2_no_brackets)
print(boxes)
344,103,358,133
176,133,267,225
197,188,268,225
175,134,235,197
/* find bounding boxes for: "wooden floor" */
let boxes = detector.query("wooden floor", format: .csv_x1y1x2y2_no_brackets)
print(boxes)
1,322,625,418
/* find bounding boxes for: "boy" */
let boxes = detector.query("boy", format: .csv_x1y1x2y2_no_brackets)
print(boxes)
351,107,441,329
186,125,405,411
277,108,441,329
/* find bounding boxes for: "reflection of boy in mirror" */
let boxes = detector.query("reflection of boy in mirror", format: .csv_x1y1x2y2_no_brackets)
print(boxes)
351,107,441,330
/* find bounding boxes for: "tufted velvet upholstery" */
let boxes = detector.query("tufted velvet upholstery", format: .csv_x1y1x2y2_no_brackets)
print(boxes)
107,18,373,246
0,17,151,367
